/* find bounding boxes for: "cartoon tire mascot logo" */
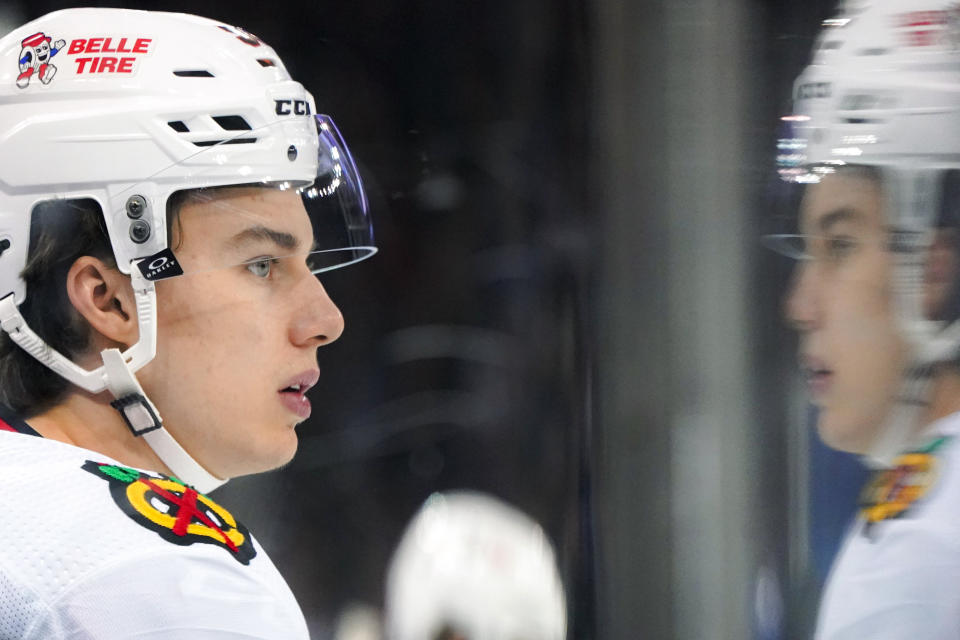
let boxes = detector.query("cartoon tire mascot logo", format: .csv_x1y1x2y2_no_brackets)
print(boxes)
82,461,257,565
17,32,65,89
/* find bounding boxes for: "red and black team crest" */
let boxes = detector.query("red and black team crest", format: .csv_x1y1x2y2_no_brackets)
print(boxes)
82,460,257,565
859,436,951,537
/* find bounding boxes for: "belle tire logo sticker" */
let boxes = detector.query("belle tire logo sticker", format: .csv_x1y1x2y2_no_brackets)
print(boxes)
15,33,153,88
16,24,266,88
67,37,152,75
83,461,256,565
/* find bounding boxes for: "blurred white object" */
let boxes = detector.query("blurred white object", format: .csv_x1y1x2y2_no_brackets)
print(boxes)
334,603,383,640
385,491,567,640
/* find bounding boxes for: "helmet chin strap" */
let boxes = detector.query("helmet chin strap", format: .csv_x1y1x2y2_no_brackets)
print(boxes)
0,266,226,493
862,370,930,468
864,279,960,468
862,170,954,468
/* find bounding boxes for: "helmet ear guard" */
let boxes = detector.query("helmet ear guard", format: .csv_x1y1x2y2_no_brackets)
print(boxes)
0,267,156,397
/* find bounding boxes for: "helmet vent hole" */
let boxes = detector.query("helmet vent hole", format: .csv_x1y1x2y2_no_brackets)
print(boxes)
173,70,214,78
257,59,277,67
167,120,189,133
194,138,257,147
859,48,889,56
212,115,252,131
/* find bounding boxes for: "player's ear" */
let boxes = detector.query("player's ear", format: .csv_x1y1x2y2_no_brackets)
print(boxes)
65,256,138,348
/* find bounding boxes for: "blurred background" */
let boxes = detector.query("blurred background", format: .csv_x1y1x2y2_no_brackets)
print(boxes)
0,0,871,638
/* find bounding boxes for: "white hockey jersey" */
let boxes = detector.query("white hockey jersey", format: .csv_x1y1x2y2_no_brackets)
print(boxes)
815,412,960,639
0,411,310,640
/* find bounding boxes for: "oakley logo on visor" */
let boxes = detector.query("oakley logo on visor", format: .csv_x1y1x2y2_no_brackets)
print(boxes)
137,249,183,281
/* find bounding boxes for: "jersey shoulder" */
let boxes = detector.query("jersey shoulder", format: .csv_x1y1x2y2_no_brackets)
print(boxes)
857,414,960,538
0,431,259,573
816,417,960,638
0,432,307,639
917,413,960,530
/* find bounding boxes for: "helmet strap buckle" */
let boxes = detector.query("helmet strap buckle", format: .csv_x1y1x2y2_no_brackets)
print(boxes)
110,392,162,437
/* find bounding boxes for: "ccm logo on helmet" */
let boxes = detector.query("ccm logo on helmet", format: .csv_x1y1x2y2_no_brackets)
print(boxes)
796,82,831,100
275,99,312,116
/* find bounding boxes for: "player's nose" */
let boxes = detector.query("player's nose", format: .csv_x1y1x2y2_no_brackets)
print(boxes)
784,262,820,332
289,275,344,348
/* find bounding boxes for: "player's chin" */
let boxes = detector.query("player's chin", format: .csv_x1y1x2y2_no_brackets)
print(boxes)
273,426,300,464
246,425,300,474
816,409,872,455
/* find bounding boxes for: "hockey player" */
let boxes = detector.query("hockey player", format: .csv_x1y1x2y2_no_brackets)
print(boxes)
0,8,375,638
384,492,567,640
771,1,960,637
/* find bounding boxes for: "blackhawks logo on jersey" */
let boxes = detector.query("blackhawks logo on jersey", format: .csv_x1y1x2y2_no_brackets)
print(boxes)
82,460,256,565
858,436,951,537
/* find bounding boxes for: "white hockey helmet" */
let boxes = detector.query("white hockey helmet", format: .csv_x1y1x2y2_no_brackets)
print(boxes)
0,8,375,491
385,491,567,640
770,0,960,461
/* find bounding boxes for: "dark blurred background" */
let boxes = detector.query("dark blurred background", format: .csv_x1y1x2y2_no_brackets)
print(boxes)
1,1,863,638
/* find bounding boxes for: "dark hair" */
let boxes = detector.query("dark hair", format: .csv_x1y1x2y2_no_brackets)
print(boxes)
0,199,115,416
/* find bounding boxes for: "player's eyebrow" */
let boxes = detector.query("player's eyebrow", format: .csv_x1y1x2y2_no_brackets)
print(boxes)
228,225,300,252
817,207,863,233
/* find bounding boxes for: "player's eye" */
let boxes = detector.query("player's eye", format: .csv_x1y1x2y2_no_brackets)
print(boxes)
245,257,279,278
826,235,857,261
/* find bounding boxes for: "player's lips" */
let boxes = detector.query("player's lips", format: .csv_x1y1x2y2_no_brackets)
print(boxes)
801,355,833,399
278,369,320,420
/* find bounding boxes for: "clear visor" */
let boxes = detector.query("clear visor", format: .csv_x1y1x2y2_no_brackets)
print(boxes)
761,232,891,262
761,233,819,261
121,114,375,282
761,163,928,261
